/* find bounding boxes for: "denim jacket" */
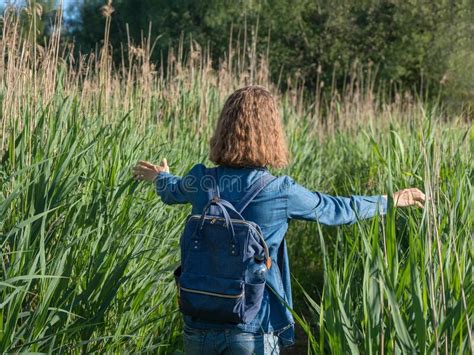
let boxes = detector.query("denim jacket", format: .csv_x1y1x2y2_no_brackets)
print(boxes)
155,164,387,347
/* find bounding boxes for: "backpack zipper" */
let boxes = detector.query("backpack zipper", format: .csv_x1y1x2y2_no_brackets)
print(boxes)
188,214,270,257
180,286,244,299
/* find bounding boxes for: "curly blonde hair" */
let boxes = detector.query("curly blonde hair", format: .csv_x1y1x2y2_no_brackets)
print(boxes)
209,86,289,169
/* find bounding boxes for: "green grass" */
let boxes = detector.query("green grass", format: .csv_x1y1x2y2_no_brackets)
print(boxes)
1,84,472,353
0,11,473,352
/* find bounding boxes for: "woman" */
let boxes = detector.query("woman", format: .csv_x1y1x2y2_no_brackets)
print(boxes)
132,85,425,354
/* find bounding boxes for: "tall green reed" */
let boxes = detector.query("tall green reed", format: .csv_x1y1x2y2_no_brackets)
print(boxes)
288,115,472,354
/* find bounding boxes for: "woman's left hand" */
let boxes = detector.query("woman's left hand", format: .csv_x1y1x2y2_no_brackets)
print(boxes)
132,159,169,183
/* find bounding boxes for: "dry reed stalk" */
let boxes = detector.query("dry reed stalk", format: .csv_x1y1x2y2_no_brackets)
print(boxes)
0,0,457,158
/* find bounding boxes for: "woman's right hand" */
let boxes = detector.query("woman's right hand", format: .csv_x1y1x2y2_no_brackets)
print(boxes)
386,188,426,208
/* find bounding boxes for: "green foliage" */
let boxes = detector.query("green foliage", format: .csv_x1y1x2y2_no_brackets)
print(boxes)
1,74,472,352
287,115,473,353
64,0,473,104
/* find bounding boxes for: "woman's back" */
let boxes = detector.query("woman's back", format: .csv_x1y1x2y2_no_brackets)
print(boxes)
155,162,389,346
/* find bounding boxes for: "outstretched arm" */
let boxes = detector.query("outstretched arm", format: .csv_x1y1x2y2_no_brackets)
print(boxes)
286,178,425,226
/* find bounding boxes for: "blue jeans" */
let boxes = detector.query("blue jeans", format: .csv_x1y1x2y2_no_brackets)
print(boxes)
183,325,280,354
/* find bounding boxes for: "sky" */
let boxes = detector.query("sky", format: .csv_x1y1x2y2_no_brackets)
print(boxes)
0,0,76,16
0,0,75,6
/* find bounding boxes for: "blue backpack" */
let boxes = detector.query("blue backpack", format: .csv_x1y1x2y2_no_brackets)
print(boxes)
174,168,276,324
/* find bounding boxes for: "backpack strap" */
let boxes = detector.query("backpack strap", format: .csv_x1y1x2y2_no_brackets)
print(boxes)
235,173,277,214
206,168,220,215
206,168,220,199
